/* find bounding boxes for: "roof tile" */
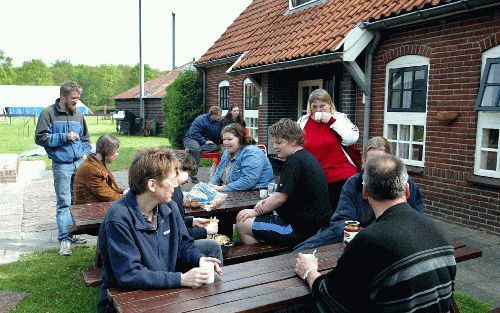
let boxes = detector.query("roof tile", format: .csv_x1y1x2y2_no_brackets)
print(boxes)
198,0,457,70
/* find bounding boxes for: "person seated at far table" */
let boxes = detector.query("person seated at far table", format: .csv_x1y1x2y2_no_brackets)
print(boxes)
294,136,424,252
97,148,222,313
235,118,331,247
171,150,223,263
292,154,456,313
184,106,223,184
74,134,127,204
209,123,274,192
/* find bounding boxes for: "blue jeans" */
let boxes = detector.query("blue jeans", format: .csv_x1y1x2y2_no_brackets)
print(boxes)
52,159,83,242
194,239,223,265
183,138,218,178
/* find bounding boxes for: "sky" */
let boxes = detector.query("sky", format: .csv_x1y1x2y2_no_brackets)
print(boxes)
0,0,252,71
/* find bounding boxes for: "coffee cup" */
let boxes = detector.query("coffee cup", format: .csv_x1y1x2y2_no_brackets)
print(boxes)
201,260,215,284
302,253,317,260
314,112,322,121
259,189,268,199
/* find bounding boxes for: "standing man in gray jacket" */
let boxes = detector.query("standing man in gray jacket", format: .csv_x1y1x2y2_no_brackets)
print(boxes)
35,81,91,256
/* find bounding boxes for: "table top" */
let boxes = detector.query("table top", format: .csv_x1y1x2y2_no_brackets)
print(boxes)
107,241,482,313
68,190,260,235
108,243,345,313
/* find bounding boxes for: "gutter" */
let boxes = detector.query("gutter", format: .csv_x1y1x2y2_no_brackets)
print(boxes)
365,0,499,30
194,55,242,68
227,52,343,76
363,31,381,150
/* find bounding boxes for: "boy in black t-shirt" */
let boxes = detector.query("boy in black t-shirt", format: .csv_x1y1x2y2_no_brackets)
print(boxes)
235,118,331,247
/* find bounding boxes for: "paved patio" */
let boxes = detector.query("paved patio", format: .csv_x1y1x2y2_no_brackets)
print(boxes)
0,160,498,307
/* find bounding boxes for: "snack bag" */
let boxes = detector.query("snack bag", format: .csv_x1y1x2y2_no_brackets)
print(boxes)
202,192,227,212
186,182,218,203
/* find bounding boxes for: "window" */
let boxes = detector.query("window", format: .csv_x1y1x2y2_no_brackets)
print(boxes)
476,57,500,110
243,78,259,141
384,55,429,167
289,0,318,10
218,81,229,110
388,66,428,112
474,46,500,178
297,80,322,118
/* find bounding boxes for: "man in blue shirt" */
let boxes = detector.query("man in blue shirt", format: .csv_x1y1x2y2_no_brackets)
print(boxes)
294,136,425,251
184,106,222,183
35,81,91,256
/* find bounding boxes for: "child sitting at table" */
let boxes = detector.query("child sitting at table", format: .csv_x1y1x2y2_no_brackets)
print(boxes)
171,150,223,263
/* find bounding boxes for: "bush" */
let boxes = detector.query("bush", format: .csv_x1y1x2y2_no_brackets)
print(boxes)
162,70,203,148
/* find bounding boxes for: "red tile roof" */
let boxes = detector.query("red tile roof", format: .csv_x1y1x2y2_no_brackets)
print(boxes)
112,62,194,99
197,0,456,70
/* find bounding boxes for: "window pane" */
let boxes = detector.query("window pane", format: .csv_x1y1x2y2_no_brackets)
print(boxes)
486,63,500,84
302,87,309,112
481,86,500,107
403,91,412,109
412,90,426,110
391,91,401,109
392,72,402,89
390,142,397,155
398,143,410,159
403,71,413,89
480,151,497,171
400,125,410,141
482,128,499,148
413,125,424,142
411,144,424,161
414,70,426,89
387,124,397,140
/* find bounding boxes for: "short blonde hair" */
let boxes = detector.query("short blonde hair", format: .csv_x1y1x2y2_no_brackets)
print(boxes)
128,148,180,195
307,89,336,115
269,118,305,147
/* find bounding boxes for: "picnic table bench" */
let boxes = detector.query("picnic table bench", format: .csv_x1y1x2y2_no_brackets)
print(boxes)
83,243,291,287
106,241,481,313
68,190,260,236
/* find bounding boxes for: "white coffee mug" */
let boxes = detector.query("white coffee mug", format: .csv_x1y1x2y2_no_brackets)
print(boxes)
201,260,215,284
259,189,268,199
314,112,323,121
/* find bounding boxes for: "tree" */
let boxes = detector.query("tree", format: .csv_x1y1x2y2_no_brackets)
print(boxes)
51,60,75,85
16,59,53,85
162,70,203,148
0,50,16,84
128,64,164,89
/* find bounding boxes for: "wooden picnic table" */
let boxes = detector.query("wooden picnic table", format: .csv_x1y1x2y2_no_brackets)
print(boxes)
68,190,260,236
107,241,482,313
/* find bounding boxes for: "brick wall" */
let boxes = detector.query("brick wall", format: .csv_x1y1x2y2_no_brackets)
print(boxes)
364,8,500,235
204,64,246,109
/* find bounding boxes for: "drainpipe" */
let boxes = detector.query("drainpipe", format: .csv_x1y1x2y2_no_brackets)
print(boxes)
200,67,206,110
363,31,381,150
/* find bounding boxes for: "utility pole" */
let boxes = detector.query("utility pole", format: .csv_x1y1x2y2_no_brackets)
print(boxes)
172,12,176,70
139,0,145,123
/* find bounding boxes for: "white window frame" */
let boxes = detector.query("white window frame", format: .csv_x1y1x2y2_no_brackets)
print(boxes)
289,0,318,10
384,55,429,167
243,78,259,142
297,79,322,119
474,45,500,178
218,80,230,110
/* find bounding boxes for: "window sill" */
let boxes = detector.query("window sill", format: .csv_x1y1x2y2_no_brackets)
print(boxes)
468,174,500,189
406,165,424,176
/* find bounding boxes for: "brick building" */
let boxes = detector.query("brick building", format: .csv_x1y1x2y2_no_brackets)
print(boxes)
195,0,500,235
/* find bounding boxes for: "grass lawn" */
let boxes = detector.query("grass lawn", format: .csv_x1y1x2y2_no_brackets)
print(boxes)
0,116,169,170
0,246,493,313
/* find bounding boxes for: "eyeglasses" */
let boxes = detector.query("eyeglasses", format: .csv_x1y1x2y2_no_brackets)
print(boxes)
165,177,178,187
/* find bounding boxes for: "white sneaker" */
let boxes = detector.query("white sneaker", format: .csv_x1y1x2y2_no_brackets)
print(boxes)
71,235,87,244
59,240,72,256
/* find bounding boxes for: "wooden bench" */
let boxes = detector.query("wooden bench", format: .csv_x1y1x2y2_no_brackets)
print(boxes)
83,243,290,287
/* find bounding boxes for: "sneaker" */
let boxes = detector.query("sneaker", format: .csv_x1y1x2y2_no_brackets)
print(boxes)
59,240,72,256
191,177,199,184
71,235,87,244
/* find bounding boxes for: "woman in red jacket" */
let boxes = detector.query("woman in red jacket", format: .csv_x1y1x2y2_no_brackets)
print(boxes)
298,89,359,213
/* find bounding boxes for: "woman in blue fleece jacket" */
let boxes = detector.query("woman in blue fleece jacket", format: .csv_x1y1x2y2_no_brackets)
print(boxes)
97,148,222,313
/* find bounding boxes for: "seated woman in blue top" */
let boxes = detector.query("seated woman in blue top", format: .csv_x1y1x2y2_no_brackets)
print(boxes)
209,123,274,192
97,148,222,313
